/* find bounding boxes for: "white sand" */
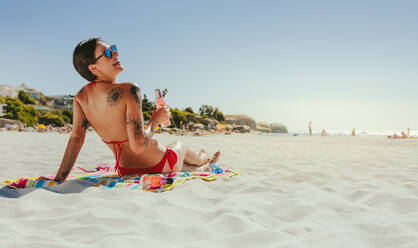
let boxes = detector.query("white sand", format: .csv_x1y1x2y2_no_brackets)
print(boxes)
1,132,418,248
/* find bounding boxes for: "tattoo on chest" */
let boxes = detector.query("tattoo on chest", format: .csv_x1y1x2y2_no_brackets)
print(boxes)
130,85,141,105
126,114,143,139
81,119,89,129
107,87,124,106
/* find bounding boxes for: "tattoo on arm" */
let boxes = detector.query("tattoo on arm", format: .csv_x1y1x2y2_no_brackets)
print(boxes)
107,87,124,106
81,118,89,129
126,114,143,140
130,85,141,105
59,170,69,181
126,113,152,146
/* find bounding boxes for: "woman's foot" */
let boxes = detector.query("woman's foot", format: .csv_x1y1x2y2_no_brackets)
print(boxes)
198,149,211,166
210,150,221,164
196,151,221,172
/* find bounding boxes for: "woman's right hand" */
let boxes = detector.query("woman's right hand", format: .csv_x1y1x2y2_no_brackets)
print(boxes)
151,107,171,126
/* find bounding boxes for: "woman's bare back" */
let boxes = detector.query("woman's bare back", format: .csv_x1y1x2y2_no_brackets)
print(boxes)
76,82,166,169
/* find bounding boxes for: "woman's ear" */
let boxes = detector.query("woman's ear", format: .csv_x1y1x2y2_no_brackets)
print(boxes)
88,64,98,74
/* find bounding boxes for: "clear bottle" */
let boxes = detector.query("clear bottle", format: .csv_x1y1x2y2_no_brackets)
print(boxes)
155,89,171,127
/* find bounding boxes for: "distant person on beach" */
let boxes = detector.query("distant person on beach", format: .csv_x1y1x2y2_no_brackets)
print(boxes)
321,129,327,136
308,121,312,136
37,38,220,182
352,128,356,136
388,127,410,139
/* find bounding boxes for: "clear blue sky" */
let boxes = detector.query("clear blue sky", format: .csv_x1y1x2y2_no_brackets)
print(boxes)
1,0,417,132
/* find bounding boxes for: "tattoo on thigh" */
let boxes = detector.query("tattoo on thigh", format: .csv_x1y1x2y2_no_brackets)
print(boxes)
130,85,141,105
107,87,124,106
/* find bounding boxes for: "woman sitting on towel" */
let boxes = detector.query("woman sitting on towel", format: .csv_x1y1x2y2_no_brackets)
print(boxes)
38,38,220,182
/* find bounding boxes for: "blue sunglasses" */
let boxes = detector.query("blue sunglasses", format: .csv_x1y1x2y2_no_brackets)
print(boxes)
92,44,117,64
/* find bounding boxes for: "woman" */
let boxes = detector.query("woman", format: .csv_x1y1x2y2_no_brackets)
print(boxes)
38,38,220,182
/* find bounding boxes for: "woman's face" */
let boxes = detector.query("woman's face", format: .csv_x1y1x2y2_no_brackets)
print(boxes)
91,42,123,81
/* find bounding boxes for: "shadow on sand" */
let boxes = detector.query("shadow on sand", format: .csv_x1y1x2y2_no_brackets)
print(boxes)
0,180,96,198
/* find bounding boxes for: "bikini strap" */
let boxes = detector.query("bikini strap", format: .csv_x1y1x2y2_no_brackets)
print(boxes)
87,80,109,87
102,139,129,173
87,81,97,87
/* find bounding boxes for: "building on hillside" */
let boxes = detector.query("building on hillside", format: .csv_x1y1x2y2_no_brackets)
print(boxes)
34,105,51,111
28,90,43,100
0,84,19,98
49,95,74,110
0,83,43,99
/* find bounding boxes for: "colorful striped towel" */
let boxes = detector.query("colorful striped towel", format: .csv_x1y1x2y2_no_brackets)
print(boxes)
1,164,239,193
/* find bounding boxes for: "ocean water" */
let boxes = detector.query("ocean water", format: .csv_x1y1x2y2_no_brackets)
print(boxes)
260,129,418,137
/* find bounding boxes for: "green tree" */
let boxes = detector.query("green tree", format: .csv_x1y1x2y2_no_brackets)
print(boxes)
18,90,35,104
4,97,38,126
61,109,73,123
198,104,225,122
184,107,194,114
38,111,65,127
199,105,215,117
162,88,168,97
143,111,153,121
170,108,194,128
142,94,155,112
216,111,225,122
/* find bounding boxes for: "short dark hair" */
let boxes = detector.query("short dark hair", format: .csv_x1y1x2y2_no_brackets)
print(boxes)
73,37,103,82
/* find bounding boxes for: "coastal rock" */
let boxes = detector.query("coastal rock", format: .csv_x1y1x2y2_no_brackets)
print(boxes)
256,122,272,133
0,118,23,127
224,124,234,130
225,115,256,130
233,125,250,133
270,123,288,133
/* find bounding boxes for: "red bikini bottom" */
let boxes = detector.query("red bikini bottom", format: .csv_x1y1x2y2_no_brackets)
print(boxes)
102,138,178,176
117,148,177,176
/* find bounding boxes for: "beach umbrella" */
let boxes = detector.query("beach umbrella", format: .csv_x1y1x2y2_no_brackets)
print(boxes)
193,123,204,129
37,124,46,129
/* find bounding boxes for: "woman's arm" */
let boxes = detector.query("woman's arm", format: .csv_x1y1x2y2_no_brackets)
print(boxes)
40,98,87,182
125,83,169,154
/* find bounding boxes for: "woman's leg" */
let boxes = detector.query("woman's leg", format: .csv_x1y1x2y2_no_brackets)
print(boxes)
166,141,220,172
